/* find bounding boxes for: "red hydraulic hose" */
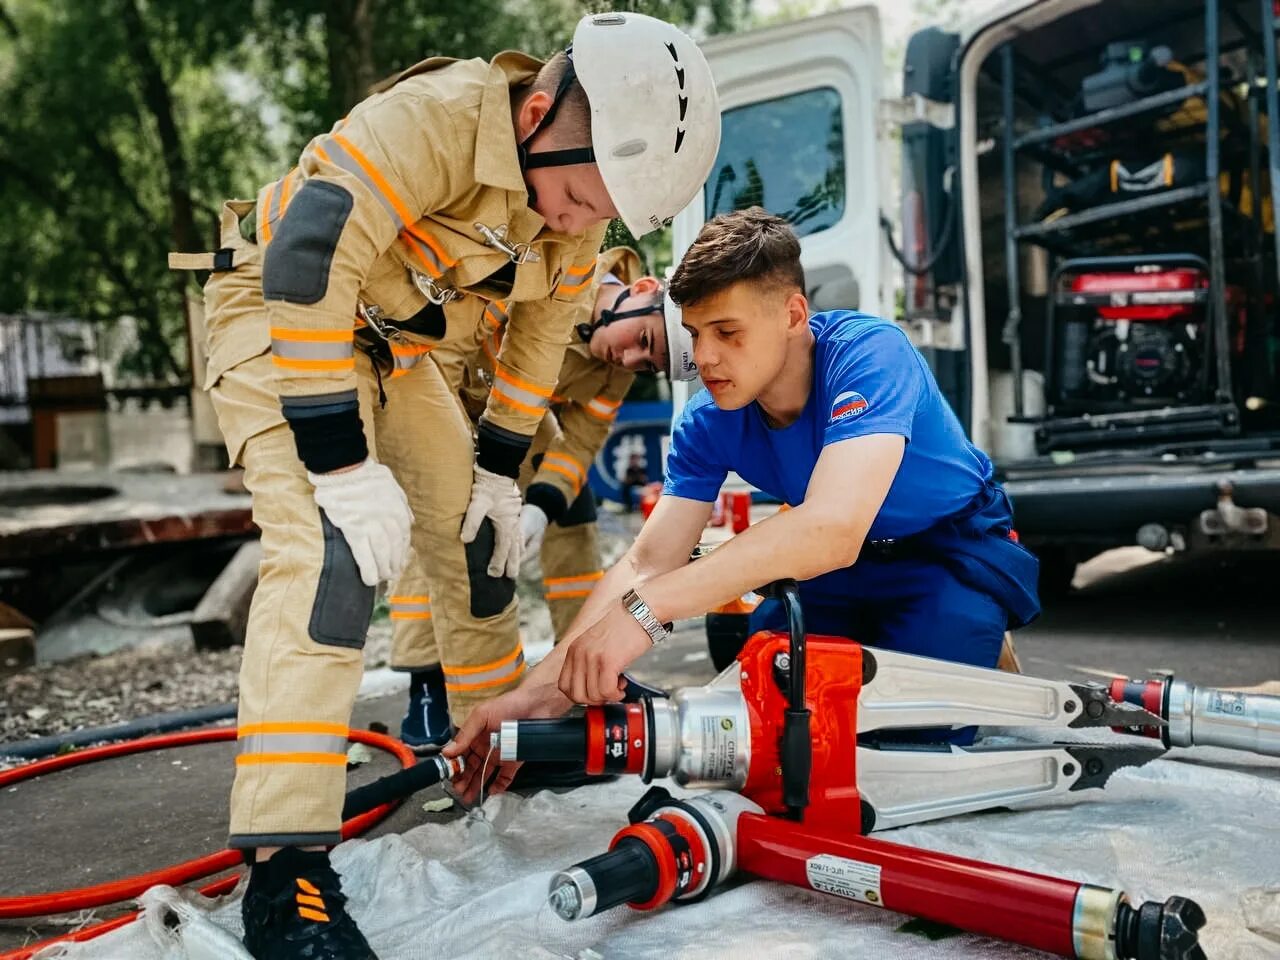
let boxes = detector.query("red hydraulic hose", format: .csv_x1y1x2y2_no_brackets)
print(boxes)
0,726,417,960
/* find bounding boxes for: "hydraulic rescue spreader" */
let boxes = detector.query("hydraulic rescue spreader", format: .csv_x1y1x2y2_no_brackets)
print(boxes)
495,581,1207,959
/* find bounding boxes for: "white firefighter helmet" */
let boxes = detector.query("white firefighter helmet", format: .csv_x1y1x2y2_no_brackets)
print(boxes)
663,291,698,381
573,12,721,237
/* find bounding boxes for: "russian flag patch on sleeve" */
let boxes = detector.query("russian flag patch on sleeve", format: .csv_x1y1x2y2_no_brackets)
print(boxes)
830,390,869,423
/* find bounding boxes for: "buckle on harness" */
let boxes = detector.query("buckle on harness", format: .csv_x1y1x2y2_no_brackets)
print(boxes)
474,221,540,265
357,300,406,343
408,268,462,306
212,248,236,272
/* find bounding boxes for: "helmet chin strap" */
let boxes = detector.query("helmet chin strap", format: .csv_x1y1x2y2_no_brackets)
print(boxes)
519,47,598,208
576,284,665,343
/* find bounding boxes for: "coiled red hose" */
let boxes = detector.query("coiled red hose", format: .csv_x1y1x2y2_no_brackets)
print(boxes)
0,726,417,960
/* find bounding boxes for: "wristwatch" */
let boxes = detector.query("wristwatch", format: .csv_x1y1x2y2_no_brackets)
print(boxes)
621,588,671,646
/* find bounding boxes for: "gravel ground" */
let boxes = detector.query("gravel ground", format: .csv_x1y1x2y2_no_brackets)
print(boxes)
0,506,638,757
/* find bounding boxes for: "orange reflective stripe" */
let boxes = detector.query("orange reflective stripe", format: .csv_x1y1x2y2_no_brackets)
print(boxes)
296,894,326,909
493,365,553,399
235,753,349,766
493,393,545,417
297,879,321,895
556,277,594,296
269,327,352,343
258,181,278,244
298,908,331,923
446,660,527,692
542,452,585,477
484,300,509,328
545,589,592,599
543,573,603,586
279,168,295,214
272,357,355,372
330,133,414,227
584,396,622,421
446,644,523,677
542,462,582,489
556,259,597,296
238,722,349,738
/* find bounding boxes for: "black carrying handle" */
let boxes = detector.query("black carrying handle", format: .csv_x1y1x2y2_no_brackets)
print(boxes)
621,673,669,702
758,579,810,817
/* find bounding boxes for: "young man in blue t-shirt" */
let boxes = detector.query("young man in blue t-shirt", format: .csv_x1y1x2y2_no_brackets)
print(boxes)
446,208,1039,792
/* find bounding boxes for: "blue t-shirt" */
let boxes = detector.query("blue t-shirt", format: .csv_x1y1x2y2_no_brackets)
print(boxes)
663,311,993,541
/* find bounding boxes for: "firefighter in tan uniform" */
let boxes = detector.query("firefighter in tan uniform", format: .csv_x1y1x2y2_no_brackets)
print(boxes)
387,247,700,752
169,13,719,960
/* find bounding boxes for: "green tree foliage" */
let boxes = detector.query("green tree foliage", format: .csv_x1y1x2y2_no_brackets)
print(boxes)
0,0,748,381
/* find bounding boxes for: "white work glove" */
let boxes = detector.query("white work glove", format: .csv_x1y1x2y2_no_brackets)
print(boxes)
308,459,413,587
519,503,550,561
460,464,523,579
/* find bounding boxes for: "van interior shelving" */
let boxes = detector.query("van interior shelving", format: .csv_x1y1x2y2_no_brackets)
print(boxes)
978,0,1280,463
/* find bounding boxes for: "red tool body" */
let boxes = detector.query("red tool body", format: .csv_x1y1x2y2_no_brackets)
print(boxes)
517,581,1206,958
548,787,1205,959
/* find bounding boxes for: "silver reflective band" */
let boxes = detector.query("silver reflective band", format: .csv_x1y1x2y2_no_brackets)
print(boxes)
622,588,669,645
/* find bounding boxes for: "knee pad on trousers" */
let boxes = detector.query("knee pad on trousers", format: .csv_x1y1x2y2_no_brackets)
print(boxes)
557,486,597,527
309,511,376,647
463,517,516,618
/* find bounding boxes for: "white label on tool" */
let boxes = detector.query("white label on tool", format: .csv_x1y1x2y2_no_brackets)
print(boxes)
806,854,883,907
698,716,739,781
1207,691,1247,716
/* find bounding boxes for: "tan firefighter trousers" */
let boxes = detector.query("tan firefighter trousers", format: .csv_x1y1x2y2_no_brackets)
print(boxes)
211,345,520,848
388,414,605,696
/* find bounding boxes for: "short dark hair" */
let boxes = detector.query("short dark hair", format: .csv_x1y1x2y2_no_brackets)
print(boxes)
518,51,592,144
668,208,805,306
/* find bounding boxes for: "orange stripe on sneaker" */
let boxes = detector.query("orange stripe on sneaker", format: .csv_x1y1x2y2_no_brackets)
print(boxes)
298,907,331,923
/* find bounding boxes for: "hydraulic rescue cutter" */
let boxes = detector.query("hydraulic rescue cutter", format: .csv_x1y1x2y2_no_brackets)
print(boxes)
495,581,1168,833
494,581,1207,959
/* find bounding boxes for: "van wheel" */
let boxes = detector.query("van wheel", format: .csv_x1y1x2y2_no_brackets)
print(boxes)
706,612,752,672
1035,546,1077,600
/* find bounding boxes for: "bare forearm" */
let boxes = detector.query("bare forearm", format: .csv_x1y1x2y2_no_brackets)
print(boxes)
641,504,862,624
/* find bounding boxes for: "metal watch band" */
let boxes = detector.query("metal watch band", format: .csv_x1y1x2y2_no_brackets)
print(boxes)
622,588,669,645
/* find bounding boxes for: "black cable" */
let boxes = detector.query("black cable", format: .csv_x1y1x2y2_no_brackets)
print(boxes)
880,177,958,277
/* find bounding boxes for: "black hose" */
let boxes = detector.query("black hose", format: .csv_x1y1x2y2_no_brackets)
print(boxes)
880,181,958,278
341,756,451,820
0,702,237,761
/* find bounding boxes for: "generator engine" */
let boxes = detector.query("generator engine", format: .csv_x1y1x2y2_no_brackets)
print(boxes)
1055,267,1236,407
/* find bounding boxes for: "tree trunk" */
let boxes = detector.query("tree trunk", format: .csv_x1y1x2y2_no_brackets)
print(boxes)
326,0,377,119
117,0,200,256
117,0,200,381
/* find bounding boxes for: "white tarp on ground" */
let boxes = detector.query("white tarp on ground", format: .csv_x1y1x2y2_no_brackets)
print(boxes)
36,742,1280,960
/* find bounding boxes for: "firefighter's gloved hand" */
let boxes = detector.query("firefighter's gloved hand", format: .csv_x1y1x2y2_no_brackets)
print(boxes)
519,504,549,561
309,459,413,587
461,465,522,579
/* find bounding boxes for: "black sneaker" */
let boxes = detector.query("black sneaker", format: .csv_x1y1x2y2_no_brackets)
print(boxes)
241,848,378,960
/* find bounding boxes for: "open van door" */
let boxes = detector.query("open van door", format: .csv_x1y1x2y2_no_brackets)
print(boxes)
670,6,888,424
